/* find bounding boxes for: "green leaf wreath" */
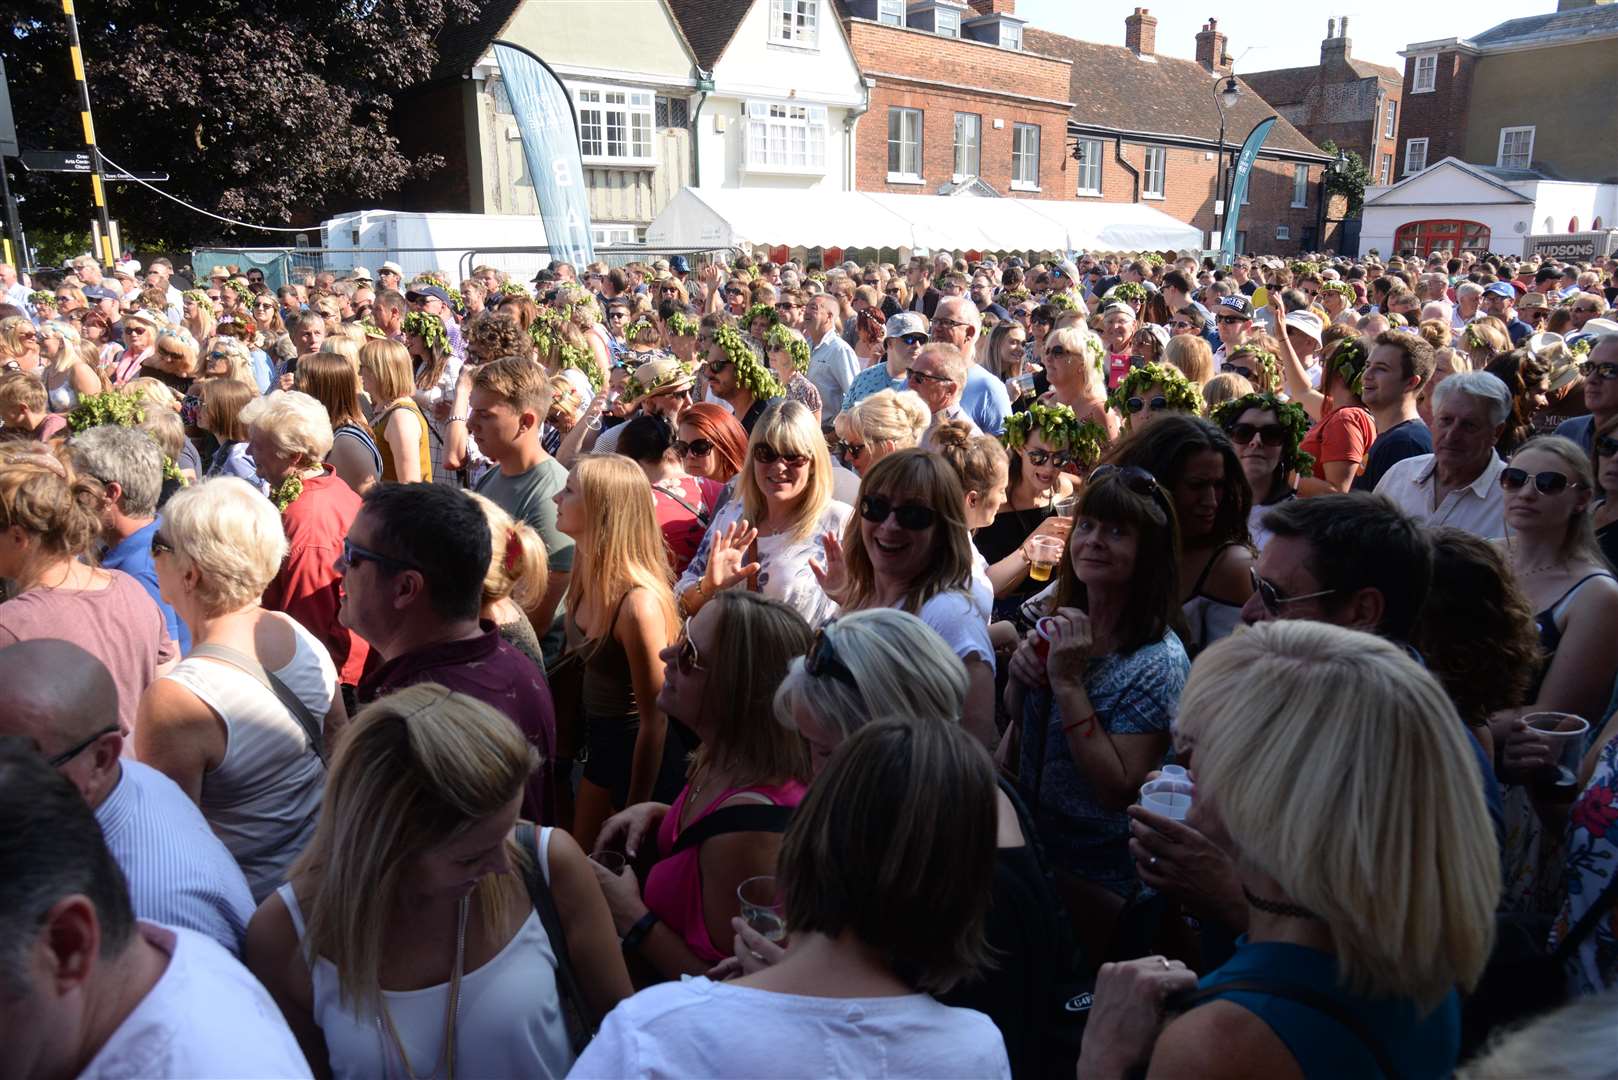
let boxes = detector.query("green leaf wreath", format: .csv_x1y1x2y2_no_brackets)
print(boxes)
667,311,699,338
498,281,529,298
223,278,254,307
1000,402,1107,468
1139,252,1166,268
183,289,218,317
1107,361,1201,417
1211,392,1316,477
1319,280,1355,300
402,311,450,357
1106,281,1147,306
560,342,604,392
711,323,784,400
1047,290,1080,313
764,324,811,372
624,360,695,404
622,318,657,345
271,475,304,511
1326,336,1369,397
1226,345,1281,392
29,290,54,307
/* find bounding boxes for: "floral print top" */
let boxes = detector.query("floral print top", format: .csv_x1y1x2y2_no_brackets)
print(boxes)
1551,730,1618,995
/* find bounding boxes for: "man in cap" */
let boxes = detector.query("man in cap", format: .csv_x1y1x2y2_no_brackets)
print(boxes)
669,255,692,283
1211,294,1255,365
841,311,929,412
110,262,142,303
377,261,403,292
1479,281,1532,345
405,282,465,358
348,266,373,285
591,355,696,456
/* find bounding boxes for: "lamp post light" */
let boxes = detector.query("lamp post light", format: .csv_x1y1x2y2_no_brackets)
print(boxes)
1212,73,1241,249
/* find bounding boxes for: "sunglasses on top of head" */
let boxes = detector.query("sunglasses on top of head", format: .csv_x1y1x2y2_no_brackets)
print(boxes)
1500,467,1581,495
859,494,937,530
1087,463,1162,500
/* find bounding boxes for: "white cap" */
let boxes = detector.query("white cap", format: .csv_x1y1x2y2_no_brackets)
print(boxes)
349,266,373,282
1284,309,1325,346
379,261,404,276
113,259,142,278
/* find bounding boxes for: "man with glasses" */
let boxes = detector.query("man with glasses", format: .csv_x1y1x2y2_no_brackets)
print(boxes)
842,311,928,412
0,639,255,955
342,482,557,822
910,342,980,448
1555,331,1618,459
1479,281,1532,345
775,287,808,331
404,283,465,358
1569,293,1609,333
1231,258,1257,297
1210,294,1255,366
929,295,1010,434
905,259,940,318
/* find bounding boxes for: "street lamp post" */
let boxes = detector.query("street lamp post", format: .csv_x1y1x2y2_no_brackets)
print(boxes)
1211,73,1240,252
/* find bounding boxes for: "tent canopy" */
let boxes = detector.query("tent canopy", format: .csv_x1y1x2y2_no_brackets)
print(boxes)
645,186,1203,253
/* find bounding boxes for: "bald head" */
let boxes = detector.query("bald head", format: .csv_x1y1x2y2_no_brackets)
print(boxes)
0,640,120,749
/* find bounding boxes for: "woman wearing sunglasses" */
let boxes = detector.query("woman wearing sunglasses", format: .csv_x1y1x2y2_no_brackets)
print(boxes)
677,400,849,629
1212,392,1313,551
1107,360,1200,435
674,402,749,487
830,387,930,479
1039,325,1119,440
253,296,296,368
38,320,101,413
591,591,812,983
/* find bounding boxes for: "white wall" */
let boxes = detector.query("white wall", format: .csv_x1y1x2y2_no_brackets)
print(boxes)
1359,197,1533,257
1526,181,1618,235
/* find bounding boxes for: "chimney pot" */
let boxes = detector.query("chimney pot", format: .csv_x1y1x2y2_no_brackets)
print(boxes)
1340,15,1349,37
1195,17,1230,72
1125,6,1157,56
1327,17,1336,37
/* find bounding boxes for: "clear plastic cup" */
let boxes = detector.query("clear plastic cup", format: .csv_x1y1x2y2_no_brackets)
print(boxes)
737,875,786,942
1160,764,1189,781
1141,790,1192,821
1525,712,1590,793
1027,535,1064,582
1140,778,1194,800
591,851,626,875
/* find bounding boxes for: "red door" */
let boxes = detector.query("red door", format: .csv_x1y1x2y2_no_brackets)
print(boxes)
1393,219,1492,256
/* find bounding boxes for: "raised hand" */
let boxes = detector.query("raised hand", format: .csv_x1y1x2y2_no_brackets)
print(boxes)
704,519,762,595
809,529,849,603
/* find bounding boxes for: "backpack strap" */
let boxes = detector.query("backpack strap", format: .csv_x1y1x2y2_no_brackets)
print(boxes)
188,642,326,767
516,822,594,1054
1173,978,1403,1080
670,803,793,856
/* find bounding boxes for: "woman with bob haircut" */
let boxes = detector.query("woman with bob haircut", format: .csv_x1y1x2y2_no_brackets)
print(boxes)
244,684,631,1078
1005,464,1190,924
198,377,267,493
1104,414,1254,656
591,592,814,982
575,718,1010,1078
676,400,849,628
552,453,684,852
1080,621,1499,1080
1211,391,1312,551
297,352,381,496
135,478,344,901
1039,324,1117,439
674,402,749,486
359,338,429,483
831,387,930,477
1163,333,1214,389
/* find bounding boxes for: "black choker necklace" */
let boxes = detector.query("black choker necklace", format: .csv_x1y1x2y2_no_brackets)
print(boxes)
1243,886,1323,921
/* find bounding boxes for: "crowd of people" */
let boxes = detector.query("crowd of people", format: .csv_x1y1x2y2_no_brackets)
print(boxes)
2,241,1617,1078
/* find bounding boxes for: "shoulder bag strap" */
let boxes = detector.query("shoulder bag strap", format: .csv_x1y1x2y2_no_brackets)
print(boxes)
1173,978,1403,1080
517,822,594,1054
189,643,326,767
670,803,793,856
657,481,711,526
1551,863,1618,963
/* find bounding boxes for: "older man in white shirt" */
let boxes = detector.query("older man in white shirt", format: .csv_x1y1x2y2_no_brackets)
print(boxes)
804,293,860,425
1374,371,1511,539
909,342,981,448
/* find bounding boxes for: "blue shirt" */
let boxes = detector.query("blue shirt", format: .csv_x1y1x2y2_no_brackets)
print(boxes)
248,348,274,394
841,361,906,413
961,362,1012,436
1505,318,1533,346
1354,418,1432,492
102,518,190,655
1555,414,1595,460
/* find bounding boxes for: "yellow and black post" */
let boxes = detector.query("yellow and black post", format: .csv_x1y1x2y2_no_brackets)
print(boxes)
62,0,114,268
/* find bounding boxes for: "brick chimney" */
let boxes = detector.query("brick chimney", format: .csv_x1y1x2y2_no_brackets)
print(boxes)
966,0,1016,14
1125,7,1157,56
1321,13,1351,67
1195,18,1231,73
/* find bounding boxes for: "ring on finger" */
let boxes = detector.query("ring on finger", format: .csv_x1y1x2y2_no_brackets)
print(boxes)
1159,956,1171,970
1149,855,1159,867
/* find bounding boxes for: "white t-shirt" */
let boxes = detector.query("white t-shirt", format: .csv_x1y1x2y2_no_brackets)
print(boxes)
568,976,1010,1079
81,923,312,1079
919,589,993,666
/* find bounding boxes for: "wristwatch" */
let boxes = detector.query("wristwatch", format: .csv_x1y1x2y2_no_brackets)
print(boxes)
621,910,660,952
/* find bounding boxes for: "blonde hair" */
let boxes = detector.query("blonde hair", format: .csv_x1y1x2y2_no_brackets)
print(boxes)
835,389,930,450
0,316,38,360
0,370,46,414
1045,325,1104,391
1509,435,1605,566
40,321,82,376
741,400,835,544
0,443,104,559
1187,622,1499,1009
774,609,967,744
564,454,678,642
929,421,1007,500
135,404,185,465
319,335,362,373
204,337,257,388
1163,334,1215,387
240,390,335,464
200,378,258,442
289,684,536,1013
359,338,415,403
1201,372,1253,410
160,477,287,612
1459,990,1618,1080
1437,346,1472,376
468,492,548,609
1464,317,1511,363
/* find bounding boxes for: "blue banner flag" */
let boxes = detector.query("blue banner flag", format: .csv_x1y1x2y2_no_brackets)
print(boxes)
1220,117,1277,266
492,40,596,267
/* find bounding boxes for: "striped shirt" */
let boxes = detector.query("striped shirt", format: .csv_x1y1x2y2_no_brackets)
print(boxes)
97,761,257,956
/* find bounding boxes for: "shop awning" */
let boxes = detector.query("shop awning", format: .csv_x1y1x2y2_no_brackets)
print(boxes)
1028,201,1204,253
644,187,916,252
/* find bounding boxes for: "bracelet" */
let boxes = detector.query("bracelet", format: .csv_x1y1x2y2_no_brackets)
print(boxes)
1062,712,1097,736
621,910,660,952
447,414,467,423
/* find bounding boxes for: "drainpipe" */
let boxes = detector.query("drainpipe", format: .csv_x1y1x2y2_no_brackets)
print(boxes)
844,76,874,191
1114,135,1140,202
690,68,713,188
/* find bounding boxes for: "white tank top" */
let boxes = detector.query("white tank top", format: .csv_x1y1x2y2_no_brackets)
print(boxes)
277,828,575,1079
161,614,334,902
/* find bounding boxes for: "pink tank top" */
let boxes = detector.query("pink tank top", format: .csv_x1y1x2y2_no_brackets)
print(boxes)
642,779,807,963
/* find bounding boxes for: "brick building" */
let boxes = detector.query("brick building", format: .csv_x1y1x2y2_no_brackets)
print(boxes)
839,0,1074,199
1025,11,1335,254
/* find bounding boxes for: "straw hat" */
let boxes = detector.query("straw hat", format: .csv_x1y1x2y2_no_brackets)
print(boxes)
625,355,696,404
1529,332,1580,391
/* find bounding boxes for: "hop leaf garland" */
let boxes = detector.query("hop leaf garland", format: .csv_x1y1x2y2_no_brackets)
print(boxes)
1047,290,1080,313
711,323,784,400
29,290,54,307
1139,252,1166,268
1211,392,1316,478
1327,337,1369,397
667,311,699,337
743,303,780,331
403,311,450,357
764,324,811,372
622,318,657,345
1226,346,1281,392
223,279,254,307
560,343,603,392
1000,402,1107,468
271,475,304,511
183,289,219,317
67,390,144,433
1107,282,1147,306
1107,361,1201,417
498,281,529,298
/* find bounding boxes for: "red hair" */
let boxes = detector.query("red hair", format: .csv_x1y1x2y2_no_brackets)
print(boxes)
679,403,749,483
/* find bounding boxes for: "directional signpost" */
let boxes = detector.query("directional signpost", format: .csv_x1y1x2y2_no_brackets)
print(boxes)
19,150,167,183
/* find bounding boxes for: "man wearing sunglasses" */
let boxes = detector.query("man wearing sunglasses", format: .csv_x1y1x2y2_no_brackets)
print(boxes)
1555,332,1618,459
1373,371,1511,539
930,295,1010,435
910,342,980,448
1478,281,1532,346
1209,295,1254,366
0,639,256,952
840,311,928,412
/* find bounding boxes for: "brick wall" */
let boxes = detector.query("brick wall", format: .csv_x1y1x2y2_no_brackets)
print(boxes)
1396,49,1475,168
846,21,1071,104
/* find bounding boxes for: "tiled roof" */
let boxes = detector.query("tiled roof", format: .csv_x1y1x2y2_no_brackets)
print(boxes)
666,0,756,70
1470,3,1618,49
1347,57,1402,82
1239,66,1315,107
430,0,525,80
1023,28,1328,159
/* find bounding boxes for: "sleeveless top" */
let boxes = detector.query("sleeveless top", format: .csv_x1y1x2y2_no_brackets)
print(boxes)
1181,542,1247,657
572,596,636,721
643,780,808,964
277,828,574,1080
332,421,382,482
47,374,80,413
1198,937,1462,1080
160,615,336,901
373,397,432,483
1529,571,1614,701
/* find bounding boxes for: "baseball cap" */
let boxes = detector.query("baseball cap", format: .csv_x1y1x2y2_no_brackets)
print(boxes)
405,284,452,306
670,255,692,274
1217,295,1254,318
379,261,404,276
884,311,929,340
114,259,142,278
83,285,119,302
1482,282,1515,299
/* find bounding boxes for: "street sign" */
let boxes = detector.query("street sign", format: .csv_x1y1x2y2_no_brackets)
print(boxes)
17,151,165,182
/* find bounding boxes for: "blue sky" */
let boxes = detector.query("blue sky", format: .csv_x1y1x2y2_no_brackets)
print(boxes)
1012,0,1543,72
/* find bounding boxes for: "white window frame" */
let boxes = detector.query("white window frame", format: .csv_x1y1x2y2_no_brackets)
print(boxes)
1411,53,1437,94
1383,98,1397,139
744,99,828,175
1011,123,1040,191
1497,126,1535,170
1074,137,1103,196
1291,164,1309,208
571,83,656,166
1001,22,1023,50
952,113,981,181
1276,225,1291,241
935,8,960,37
887,106,924,183
768,0,819,48
1379,153,1392,185
877,0,904,25
592,224,640,246
1142,145,1166,200
1404,137,1428,175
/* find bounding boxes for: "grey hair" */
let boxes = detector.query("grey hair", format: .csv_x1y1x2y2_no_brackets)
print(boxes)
70,425,164,518
1455,282,1484,300
1432,370,1512,428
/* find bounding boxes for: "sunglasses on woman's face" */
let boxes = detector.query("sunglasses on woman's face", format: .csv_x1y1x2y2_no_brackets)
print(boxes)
1023,447,1072,467
1500,467,1579,495
674,632,704,674
754,444,808,468
1221,362,1255,380
1597,436,1618,459
838,440,867,460
1227,422,1285,447
859,494,936,530
673,437,713,458
1126,395,1169,414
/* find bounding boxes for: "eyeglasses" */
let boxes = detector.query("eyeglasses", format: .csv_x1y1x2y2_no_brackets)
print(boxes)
906,368,953,387
859,494,937,530
674,631,705,674
724,289,747,298
884,287,903,295
1221,362,1255,380
1597,435,1618,459
930,317,970,333
1574,307,1600,315
1126,395,1170,414
754,444,809,468
707,359,734,376
55,294,74,302
673,437,714,458
1227,422,1286,447
1045,346,1072,358
893,333,928,347
48,725,120,768
805,622,859,689
1170,320,1194,330
149,531,174,557
1215,315,1249,325
775,302,801,312
838,440,867,460
1500,467,1580,495
341,538,421,573
1579,360,1618,381
1249,566,1336,616
1023,447,1073,467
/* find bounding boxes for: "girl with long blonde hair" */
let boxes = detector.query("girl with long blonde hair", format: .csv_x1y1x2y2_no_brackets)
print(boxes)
553,454,682,851
38,320,101,412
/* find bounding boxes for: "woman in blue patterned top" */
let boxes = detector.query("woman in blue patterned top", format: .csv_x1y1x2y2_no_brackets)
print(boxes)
1005,464,1190,902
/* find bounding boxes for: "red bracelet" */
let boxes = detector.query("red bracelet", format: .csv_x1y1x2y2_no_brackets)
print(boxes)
1062,712,1097,737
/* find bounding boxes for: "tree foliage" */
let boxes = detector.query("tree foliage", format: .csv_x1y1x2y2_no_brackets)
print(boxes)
1318,140,1370,217
3,0,478,253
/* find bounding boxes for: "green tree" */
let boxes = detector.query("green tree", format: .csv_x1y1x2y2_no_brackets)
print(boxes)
3,0,476,257
1319,140,1370,217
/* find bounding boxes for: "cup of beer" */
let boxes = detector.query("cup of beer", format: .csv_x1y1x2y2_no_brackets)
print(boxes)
1027,535,1065,582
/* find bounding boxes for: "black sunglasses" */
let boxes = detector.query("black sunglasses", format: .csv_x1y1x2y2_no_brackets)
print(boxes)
673,437,713,457
1221,362,1256,380
707,359,734,376
838,440,867,460
1579,360,1618,381
1127,395,1169,414
1249,566,1336,616
897,333,929,347
1596,435,1618,459
150,531,174,557
1023,447,1073,467
342,538,421,573
907,368,953,386
1500,468,1579,495
754,444,809,468
860,494,936,530
48,725,120,768
805,622,859,689
1088,463,1161,500
1216,314,1249,325
1227,422,1286,447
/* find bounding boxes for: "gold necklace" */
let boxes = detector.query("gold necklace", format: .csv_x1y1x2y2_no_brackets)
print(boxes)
376,894,468,1080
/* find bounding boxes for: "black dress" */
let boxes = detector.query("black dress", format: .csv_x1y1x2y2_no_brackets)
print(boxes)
975,503,1056,621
